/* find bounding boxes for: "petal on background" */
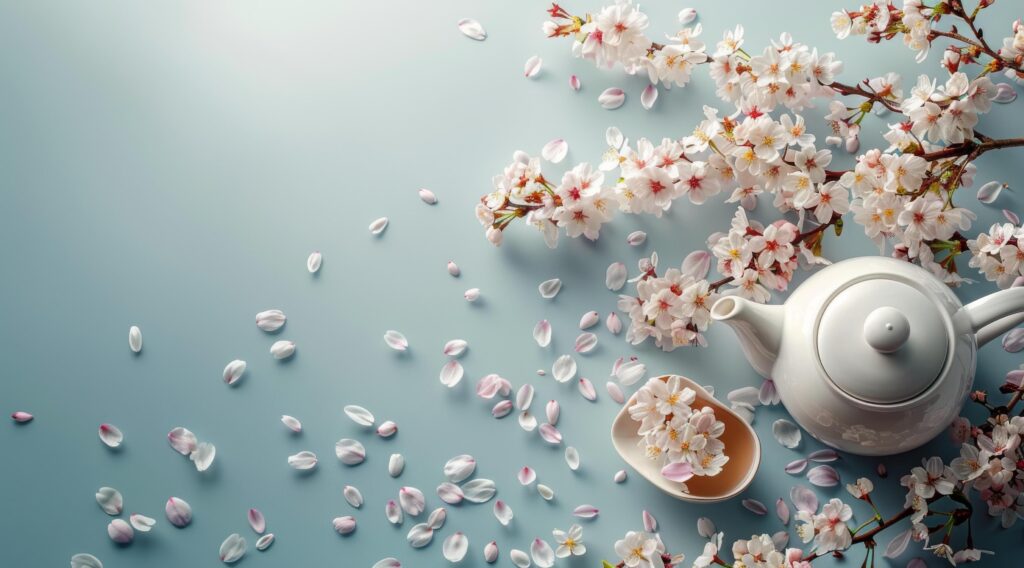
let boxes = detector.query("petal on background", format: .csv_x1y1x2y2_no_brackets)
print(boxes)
640,84,658,110
538,278,562,299
598,88,626,110
541,138,568,163
606,262,627,291
443,532,469,563
772,419,802,449
742,498,768,516
807,465,840,487
457,18,486,41
524,55,543,78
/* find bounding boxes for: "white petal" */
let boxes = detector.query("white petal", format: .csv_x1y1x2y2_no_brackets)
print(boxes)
994,82,1017,103
742,498,768,515
255,309,287,332
552,355,576,383
697,516,716,538
572,504,599,518
569,75,581,91
437,482,465,504
384,330,408,351
457,18,486,41
281,415,302,433
545,400,560,425
419,188,438,205
615,359,646,386
399,486,426,516
614,470,627,483
564,446,580,470
538,278,562,299
531,538,555,568
605,381,625,404
516,384,535,411
256,534,275,551
427,507,447,530
335,439,366,465
776,498,791,525
269,340,295,360
464,288,481,302
107,519,134,544
344,405,375,427
462,478,496,503
11,411,33,423
605,262,627,291
373,558,402,568
537,483,554,500
130,513,156,532
808,449,840,462
222,360,246,385
248,508,265,534
605,312,622,335
443,339,468,357
772,419,802,449
98,424,123,448
598,88,625,110
518,411,538,431
1004,328,1024,352
344,485,364,508
785,459,808,474
681,250,712,279
1005,209,1021,225
518,466,536,485
807,465,840,487
128,326,142,353
443,532,469,563
388,453,406,477
71,553,103,568
447,260,461,277
574,332,597,353
727,386,761,406
790,485,819,513
577,378,597,401
626,230,647,246
307,251,322,273
96,487,123,515
978,181,1006,204
369,216,389,235
165,497,193,527
510,549,531,568
484,541,499,563
443,454,476,483
578,311,599,330
494,499,514,525
288,450,318,470
524,55,542,78
332,516,356,535
190,442,216,472
883,528,913,558
492,400,513,418
377,420,398,438
606,126,624,149
533,320,552,347
678,7,697,24
407,523,434,548
440,360,465,387
640,84,658,110
541,138,568,163
219,533,246,563
386,499,404,524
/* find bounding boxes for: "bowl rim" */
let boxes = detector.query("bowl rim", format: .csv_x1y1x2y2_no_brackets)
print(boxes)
610,374,762,503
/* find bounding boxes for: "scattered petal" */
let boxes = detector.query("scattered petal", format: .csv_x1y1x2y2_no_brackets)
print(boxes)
443,532,469,563
128,326,142,353
494,500,514,526
807,449,840,463
256,534,275,551
407,523,433,548
336,439,366,465
606,381,625,404
883,528,913,558
447,260,461,277
574,332,598,353
344,485,364,508
165,497,193,527
772,531,790,550
462,478,497,503
538,423,562,445
661,461,694,482
457,18,486,41
1004,209,1020,225
877,463,888,478
270,340,295,360
545,400,560,425
344,405,375,427
640,84,658,110
443,339,468,357
222,360,246,386
541,138,568,163
247,509,265,534
642,510,657,532
439,360,465,387
569,75,581,91
71,553,103,568
427,507,447,530
107,519,133,544
190,442,216,472
332,516,356,535
378,420,398,438
255,309,286,332
518,466,537,486
373,559,401,568
772,419,802,449
785,459,808,474
531,538,555,568
579,311,599,330
776,499,791,525
516,384,535,411
626,230,647,246
485,541,499,563
399,486,426,516
606,262,627,291
1003,328,1024,352
681,250,712,279
614,470,627,483
598,88,625,110
99,424,123,448
807,465,840,487
742,499,768,516
418,188,438,205
977,181,1007,204
386,499,404,524
518,411,538,431
524,55,543,78
578,378,597,401
219,534,246,563
11,411,33,423
605,312,622,335
369,217,389,235
444,455,476,483
288,450,318,470
790,485,819,513
615,359,646,385
538,278,562,299
678,7,697,24
552,355,577,383
307,251,322,273
384,330,408,351
533,320,552,347
281,415,302,433
697,517,716,538
464,288,481,302
572,505,599,519
389,454,406,477
437,482,465,505
564,446,580,470
994,82,1017,103
510,548,530,568
492,400,514,418
96,487,123,515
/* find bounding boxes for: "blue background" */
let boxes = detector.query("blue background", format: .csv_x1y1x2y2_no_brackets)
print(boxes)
2,1,1023,566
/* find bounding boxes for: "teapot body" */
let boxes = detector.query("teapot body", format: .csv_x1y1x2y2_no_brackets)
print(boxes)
770,257,975,455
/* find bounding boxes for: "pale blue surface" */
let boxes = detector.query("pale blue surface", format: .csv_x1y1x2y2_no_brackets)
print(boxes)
1,1,1023,566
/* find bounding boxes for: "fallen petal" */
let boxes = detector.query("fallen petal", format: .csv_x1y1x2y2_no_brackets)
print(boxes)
772,419,802,449
538,278,562,299
661,461,694,482
71,553,103,568
443,532,469,563
219,533,246,563
190,442,216,472
11,411,33,423
533,320,552,347
343,485,364,508
574,332,598,353
107,519,133,544
678,7,697,24
384,330,408,351
437,482,465,505
606,381,625,404
627,230,647,246
344,405,375,427
128,326,142,353
511,548,530,568
977,181,1007,204
697,516,716,538
494,500,514,526
994,82,1017,103
615,359,646,385
518,466,537,485
524,55,542,78
578,378,597,401
369,217,389,235
427,507,447,530
165,497,193,527
564,446,580,470
399,486,426,516
256,533,275,551
99,424,123,448
642,510,657,532
281,415,302,433
269,340,295,360
389,453,406,477
335,439,366,465
443,339,468,357
569,75,581,91
785,458,808,474
742,498,768,516
518,411,538,431
222,360,246,386
464,288,481,302
606,262,627,291
605,312,622,335
552,355,577,383
516,384,535,411
255,309,286,332
443,455,476,483
531,538,555,568
386,499,404,524
614,470,627,483
407,523,433,548
883,528,913,558
462,478,497,503
640,84,658,110
572,504,599,519
1004,209,1020,225
447,260,461,277
332,516,356,536
541,138,568,163
598,88,625,110
807,465,840,487
377,420,398,438
288,450,318,470
457,18,486,41
681,250,712,279
790,485,819,513
484,541,499,563
96,487,123,515
1004,328,1024,352
545,400,560,425
807,449,840,463
492,400,513,418
418,188,438,205
307,251,322,273
248,509,265,534
130,513,155,532
538,423,562,445
776,498,791,525
373,559,401,568
537,483,555,501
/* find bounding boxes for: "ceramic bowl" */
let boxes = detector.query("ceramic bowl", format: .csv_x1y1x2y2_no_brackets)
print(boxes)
611,375,761,503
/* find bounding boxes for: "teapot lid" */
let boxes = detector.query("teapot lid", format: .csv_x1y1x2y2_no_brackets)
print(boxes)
816,278,948,404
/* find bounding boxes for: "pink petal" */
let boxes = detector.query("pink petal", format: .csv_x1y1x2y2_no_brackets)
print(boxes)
516,384,535,411
606,262,627,291
883,528,913,558
518,466,537,486
541,138,568,163
418,188,437,205
524,55,542,78
248,509,266,534
680,250,712,279
440,360,464,387
399,486,425,516
165,497,193,527
574,332,598,353
377,420,398,438
776,498,790,525
457,18,487,41
808,465,840,487
598,88,625,110
742,498,768,515
10,411,33,423
606,381,625,404
533,320,552,347
494,500,514,526
579,310,599,330
807,449,840,463
678,7,697,24
383,330,408,351
281,415,302,433
545,400,560,425
790,485,818,513
1003,328,1024,352
538,423,562,445
476,374,503,399
605,312,622,335
333,516,356,535
99,423,124,448
443,339,468,357
626,230,647,246
640,84,658,110
492,400,513,418
642,510,657,532
578,378,597,401
569,75,581,91
994,82,1017,103
572,504,599,519
977,181,1007,204
446,260,460,277
437,482,465,505
697,517,716,537
661,461,694,482
785,459,808,474
1004,209,1020,224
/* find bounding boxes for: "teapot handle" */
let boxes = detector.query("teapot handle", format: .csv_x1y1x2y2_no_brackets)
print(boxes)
964,287,1024,347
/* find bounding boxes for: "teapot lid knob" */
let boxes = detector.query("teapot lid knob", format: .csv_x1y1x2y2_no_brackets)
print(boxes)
863,307,910,353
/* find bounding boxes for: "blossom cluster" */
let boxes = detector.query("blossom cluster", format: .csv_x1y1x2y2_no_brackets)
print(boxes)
968,221,1024,288
628,376,728,484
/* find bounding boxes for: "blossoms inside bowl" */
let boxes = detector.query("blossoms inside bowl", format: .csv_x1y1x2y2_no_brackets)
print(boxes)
611,375,761,503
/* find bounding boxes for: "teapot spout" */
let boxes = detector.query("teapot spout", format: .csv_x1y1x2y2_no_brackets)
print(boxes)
711,296,784,378
960,287,1024,347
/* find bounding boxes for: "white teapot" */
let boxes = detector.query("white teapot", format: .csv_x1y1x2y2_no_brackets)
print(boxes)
711,256,1024,456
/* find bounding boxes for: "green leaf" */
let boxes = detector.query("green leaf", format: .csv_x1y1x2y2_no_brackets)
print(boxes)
603,562,617,568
